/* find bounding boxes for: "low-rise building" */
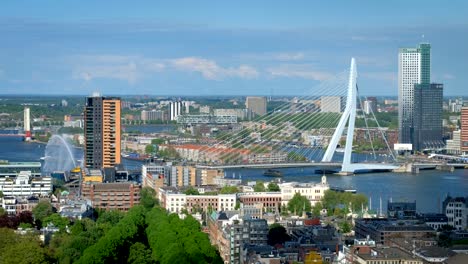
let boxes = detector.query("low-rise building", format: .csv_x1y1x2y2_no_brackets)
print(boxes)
1,196,40,215
280,176,329,207
354,218,436,245
0,171,52,197
238,192,282,213
159,187,236,213
81,182,141,211
418,213,448,230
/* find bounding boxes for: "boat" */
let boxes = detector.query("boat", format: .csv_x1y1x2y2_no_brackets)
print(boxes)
263,169,282,177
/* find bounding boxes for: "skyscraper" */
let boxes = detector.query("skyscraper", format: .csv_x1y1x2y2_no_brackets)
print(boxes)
461,106,468,155
245,96,267,117
398,43,431,144
412,83,443,150
84,93,121,169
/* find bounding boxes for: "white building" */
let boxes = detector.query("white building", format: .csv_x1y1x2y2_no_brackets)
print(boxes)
169,101,182,121
279,175,329,206
321,96,344,113
446,130,461,155
159,187,236,213
0,171,52,196
443,196,468,230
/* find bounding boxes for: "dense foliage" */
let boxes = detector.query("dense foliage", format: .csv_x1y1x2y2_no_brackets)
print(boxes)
146,207,223,264
288,193,312,216
267,223,291,246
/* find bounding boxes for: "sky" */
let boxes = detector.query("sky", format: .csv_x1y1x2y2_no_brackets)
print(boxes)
0,1,467,96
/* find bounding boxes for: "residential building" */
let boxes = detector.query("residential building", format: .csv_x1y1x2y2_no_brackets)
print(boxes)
246,96,267,117
237,192,282,212
418,213,448,230
214,108,248,120
443,196,468,230
412,83,443,150
354,218,436,245
142,163,169,194
398,43,430,145
1,196,40,215
81,182,141,211
462,106,468,155
59,200,93,220
352,246,424,264
387,200,417,219
0,171,52,197
169,101,182,121
141,110,166,121
84,94,121,169
447,130,461,155
320,96,345,113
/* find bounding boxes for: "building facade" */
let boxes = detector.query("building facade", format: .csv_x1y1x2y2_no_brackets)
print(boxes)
0,171,52,197
245,96,267,117
443,196,468,230
462,106,468,155
412,83,443,150
81,182,141,211
320,96,345,113
84,94,121,169
141,110,166,121
398,43,431,145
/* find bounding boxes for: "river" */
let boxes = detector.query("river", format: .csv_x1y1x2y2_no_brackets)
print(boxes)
1,136,467,213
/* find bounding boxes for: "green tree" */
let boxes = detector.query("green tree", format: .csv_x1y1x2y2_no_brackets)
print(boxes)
32,201,55,227
151,138,165,145
267,223,291,246
145,144,156,154
43,213,70,231
184,187,200,195
140,187,158,209
219,186,239,194
254,181,266,192
267,182,280,192
0,207,5,216
128,242,153,264
287,193,311,216
339,221,352,233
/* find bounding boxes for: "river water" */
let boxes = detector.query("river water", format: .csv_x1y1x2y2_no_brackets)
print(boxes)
1,136,467,213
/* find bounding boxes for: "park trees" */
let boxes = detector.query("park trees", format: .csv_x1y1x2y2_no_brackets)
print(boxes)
287,193,311,216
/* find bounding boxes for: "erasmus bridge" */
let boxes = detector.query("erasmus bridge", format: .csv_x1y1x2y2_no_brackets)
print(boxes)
193,58,400,174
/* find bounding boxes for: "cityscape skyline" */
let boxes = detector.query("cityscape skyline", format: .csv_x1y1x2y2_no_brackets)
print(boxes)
0,1,468,96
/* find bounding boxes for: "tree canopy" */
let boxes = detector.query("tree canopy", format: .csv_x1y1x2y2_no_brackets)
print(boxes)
267,182,280,192
287,193,311,216
267,223,291,246
254,181,266,192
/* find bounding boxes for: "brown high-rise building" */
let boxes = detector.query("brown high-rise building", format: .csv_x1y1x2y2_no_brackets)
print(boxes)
461,106,468,154
84,94,121,169
245,96,267,117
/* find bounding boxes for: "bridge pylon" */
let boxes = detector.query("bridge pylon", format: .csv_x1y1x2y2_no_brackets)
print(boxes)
321,58,357,174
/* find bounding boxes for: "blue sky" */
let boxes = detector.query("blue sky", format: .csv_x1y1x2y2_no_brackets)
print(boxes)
0,1,467,96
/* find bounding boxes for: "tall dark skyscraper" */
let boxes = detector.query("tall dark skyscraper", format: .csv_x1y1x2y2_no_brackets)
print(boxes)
84,94,121,169
412,83,443,150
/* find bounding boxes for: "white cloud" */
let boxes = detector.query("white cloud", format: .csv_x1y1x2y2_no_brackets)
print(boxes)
442,73,455,80
171,57,258,80
71,55,166,83
267,64,333,81
238,51,307,62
